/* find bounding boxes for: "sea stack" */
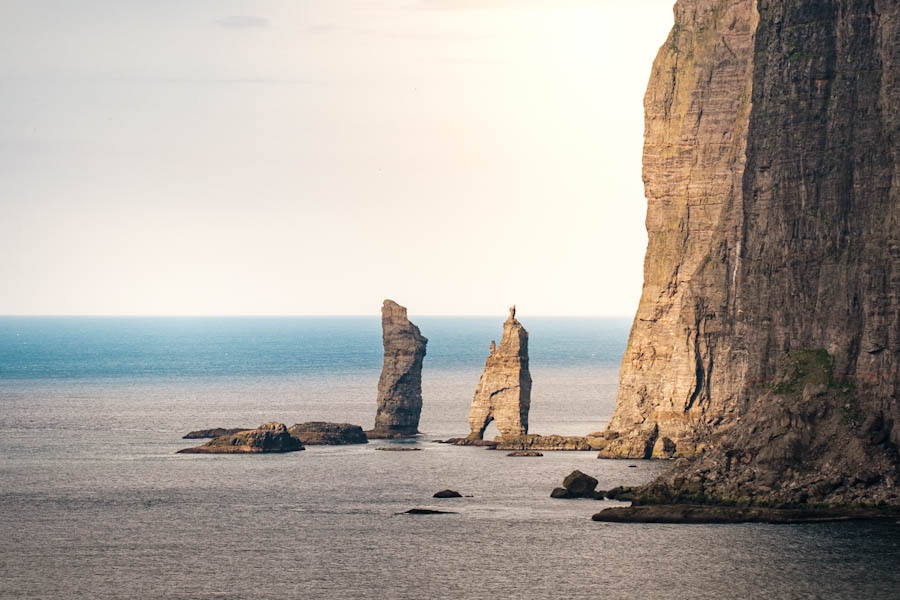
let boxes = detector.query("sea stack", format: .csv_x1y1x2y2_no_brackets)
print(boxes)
367,300,428,439
467,306,532,439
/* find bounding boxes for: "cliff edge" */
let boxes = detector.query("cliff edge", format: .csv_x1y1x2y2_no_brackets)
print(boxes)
598,0,899,506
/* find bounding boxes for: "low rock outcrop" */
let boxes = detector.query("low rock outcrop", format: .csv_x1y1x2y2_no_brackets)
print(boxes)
367,300,428,439
591,505,899,524
177,422,303,454
507,451,543,457
442,438,499,448
551,470,602,499
495,434,594,451
466,306,532,440
433,489,462,498
288,422,368,445
182,427,246,439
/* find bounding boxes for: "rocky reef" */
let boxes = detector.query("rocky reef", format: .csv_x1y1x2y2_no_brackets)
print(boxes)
288,422,368,445
466,306,532,439
494,434,594,451
182,427,246,439
597,0,899,507
178,422,304,454
367,300,428,439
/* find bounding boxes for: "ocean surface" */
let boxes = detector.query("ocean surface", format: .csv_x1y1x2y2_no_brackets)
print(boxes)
1,316,898,599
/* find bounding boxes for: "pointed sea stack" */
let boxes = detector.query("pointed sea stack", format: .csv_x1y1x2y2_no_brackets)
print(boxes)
467,306,532,439
366,300,428,439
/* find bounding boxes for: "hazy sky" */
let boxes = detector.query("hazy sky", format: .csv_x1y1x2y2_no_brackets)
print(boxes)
1,0,675,316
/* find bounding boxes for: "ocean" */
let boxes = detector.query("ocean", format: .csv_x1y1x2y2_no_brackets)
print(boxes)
1,316,898,599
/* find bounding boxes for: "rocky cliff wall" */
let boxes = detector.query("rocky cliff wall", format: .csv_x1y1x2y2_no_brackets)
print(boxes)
599,0,899,504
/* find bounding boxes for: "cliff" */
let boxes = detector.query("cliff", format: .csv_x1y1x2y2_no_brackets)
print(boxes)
599,0,899,505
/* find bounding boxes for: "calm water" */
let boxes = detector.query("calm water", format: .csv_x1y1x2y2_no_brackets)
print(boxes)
1,317,898,599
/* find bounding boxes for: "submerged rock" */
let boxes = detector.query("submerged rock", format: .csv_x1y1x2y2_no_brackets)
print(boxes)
398,508,457,515
467,306,532,440
288,422,368,445
177,422,303,454
182,428,247,439
367,300,428,439
375,446,421,452
433,489,462,498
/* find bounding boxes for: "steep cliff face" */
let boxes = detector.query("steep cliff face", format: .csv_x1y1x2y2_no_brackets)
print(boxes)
601,0,899,504
599,0,760,458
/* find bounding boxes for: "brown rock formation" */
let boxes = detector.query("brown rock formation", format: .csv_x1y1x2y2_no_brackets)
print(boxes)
600,0,899,505
182,427,246,439
467,306,532,439
494,434,594,451
177,422,304,454
367,300,428,439
288,422,368,445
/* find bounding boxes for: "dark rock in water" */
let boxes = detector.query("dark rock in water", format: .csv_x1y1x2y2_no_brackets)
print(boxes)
443,437,499,448
433,489,462,498
288,422,367,445
398,508,457,515
550,487,572,499
562,470,599,497
605,486,635,502
182,428,247,439
178,422,303,454
467,306,532,440
375,447,421,452
367,300,428,439
507,451,543,457
496,434,593,451
591,505,900,525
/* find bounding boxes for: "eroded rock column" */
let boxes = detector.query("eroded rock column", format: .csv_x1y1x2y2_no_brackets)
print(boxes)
467,306,532,439
368,300,427,438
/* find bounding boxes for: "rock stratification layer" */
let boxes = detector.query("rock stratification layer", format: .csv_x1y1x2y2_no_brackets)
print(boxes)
600,0,899,505
368,300,428,439
467,307,532,439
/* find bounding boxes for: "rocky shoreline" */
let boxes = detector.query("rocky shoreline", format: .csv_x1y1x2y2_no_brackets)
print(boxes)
591,504,900,524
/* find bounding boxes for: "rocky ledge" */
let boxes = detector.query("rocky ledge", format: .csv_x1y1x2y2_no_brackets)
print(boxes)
182,427,246,439
592,505,900,524
442,438,499,448
288,422,367,445
178,422,303,454
495,434,595,451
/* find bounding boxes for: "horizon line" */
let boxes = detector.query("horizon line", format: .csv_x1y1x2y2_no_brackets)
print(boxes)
0,313,635,319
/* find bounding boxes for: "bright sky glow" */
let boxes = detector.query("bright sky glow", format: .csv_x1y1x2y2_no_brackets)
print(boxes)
0,0,675,315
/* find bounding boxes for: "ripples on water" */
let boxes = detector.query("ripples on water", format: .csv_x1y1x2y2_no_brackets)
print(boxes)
0,317,898,599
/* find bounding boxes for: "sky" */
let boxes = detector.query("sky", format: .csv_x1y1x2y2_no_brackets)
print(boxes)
0,0,675,316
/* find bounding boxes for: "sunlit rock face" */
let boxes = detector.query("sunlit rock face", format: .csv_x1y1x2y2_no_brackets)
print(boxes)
467,307,532,439
599,0,899,505
368,300,428,439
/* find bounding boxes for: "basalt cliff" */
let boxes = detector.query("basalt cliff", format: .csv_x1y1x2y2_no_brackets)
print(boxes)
597,0,899,506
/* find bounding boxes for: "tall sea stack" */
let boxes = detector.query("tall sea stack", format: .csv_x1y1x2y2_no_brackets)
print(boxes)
597,0,899,505
368,300,428,439
467,306,532,439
